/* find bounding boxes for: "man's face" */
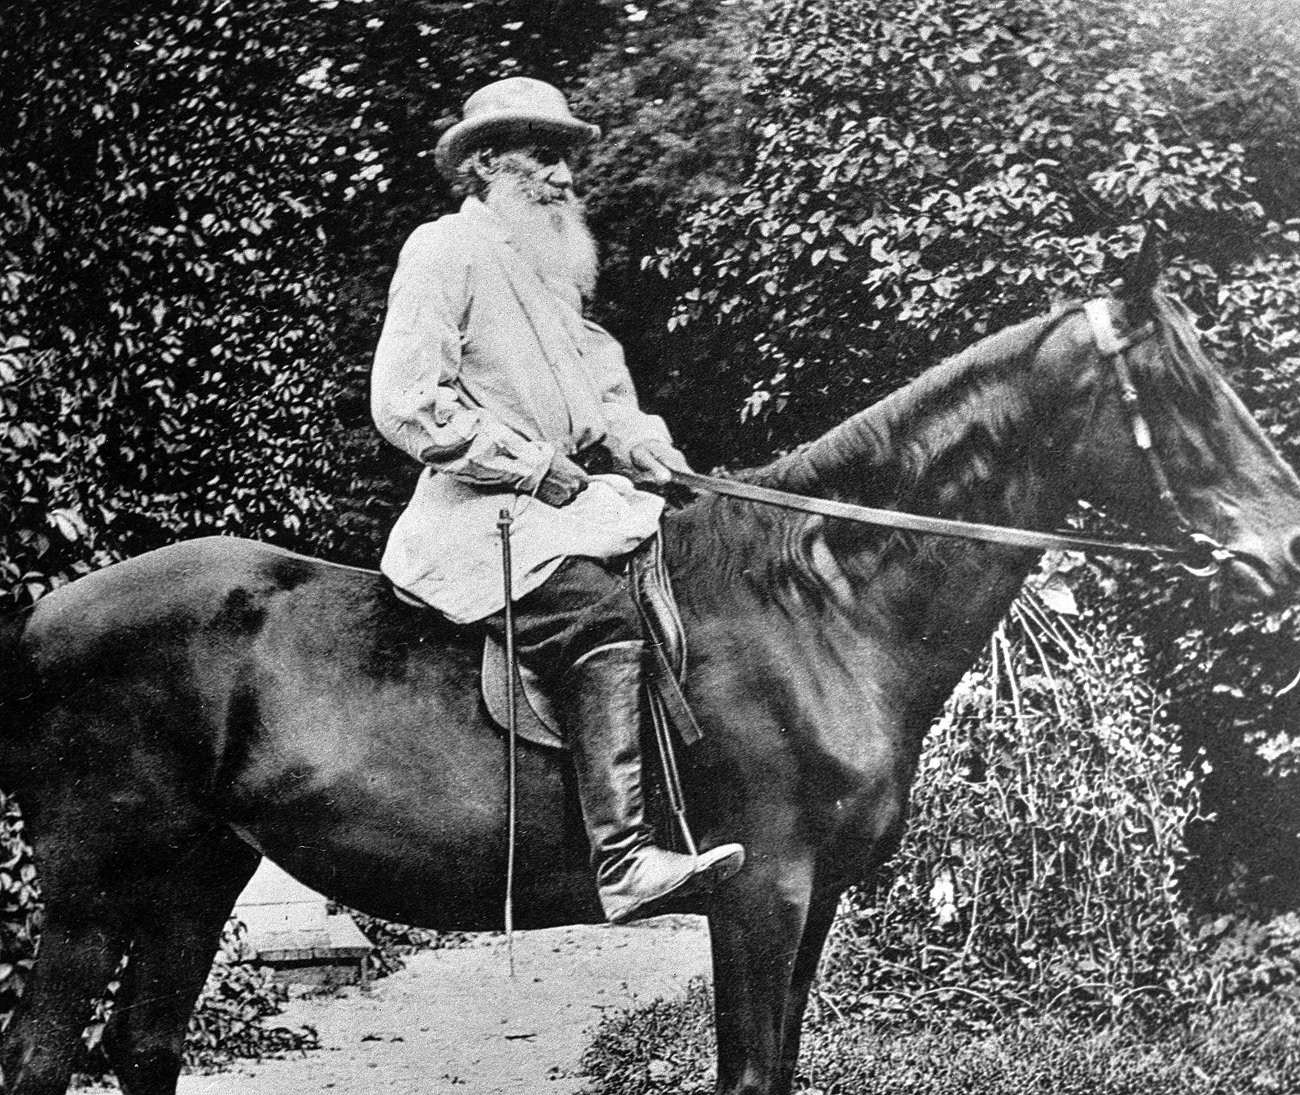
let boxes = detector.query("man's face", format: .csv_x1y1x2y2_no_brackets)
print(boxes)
488,144,576,205
478,141,598,298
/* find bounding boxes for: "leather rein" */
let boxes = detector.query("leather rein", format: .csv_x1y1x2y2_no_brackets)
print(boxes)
671,300,1233,578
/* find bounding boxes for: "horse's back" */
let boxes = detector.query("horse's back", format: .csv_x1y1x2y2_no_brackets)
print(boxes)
29,536,369,633
21,535,460,672
7,538,477,794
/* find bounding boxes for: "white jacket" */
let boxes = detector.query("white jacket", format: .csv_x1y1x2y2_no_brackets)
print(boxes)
371,198,668,623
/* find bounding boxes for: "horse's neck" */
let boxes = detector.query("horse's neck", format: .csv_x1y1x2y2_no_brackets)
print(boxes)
767,327,1079,535
769,312,1076,504
754,320,1088,680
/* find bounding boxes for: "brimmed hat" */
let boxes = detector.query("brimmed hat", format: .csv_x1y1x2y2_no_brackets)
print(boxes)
434,77,601,180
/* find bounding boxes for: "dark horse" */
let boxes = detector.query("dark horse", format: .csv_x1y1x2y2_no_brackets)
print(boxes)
5,256,1300,1095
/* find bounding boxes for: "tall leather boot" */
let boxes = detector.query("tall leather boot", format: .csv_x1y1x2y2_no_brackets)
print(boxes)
565,640,745,924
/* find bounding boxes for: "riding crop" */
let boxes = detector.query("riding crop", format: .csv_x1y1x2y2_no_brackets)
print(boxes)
497,508,519,978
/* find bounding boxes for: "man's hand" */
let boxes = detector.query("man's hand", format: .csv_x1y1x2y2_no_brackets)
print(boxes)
535,451,589,507
628,443,693,486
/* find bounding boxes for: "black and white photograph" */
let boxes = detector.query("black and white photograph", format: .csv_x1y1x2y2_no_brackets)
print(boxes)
3,2,1300,1093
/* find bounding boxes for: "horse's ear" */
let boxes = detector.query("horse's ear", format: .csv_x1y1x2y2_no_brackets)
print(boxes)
1117,229,1163,319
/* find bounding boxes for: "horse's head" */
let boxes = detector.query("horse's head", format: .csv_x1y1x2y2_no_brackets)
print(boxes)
1062,241,1300,606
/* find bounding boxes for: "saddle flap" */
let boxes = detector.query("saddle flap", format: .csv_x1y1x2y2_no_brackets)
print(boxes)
481,636,567,751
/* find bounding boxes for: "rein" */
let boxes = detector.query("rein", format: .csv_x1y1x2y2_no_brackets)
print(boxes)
672,300,1233,578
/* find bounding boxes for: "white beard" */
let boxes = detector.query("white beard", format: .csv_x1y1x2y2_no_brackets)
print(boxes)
488,174,600,303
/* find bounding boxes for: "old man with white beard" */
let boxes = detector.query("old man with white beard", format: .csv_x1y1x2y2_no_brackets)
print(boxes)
371,77,744,924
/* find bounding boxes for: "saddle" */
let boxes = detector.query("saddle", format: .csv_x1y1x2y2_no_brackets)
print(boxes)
480,532,703,750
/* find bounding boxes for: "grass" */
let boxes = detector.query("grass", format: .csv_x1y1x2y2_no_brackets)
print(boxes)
580,981,1300,1095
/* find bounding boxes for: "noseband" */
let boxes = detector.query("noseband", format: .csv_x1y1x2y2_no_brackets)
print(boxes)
1082,300,1231,577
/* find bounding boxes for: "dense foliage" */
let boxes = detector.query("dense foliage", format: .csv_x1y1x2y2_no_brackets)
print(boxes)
660,0,1300,466
0,795,37,1033
583,981,1300,1095
0,0,350,610
182,920,319,1070
291,0,650,556
6,0,1300,1073
651,0,1300,909
0,0,695,599
569,0,763,411
0,0,724,1065
0,803,316,1067
580,596,1300,1094
824,597,1205,1025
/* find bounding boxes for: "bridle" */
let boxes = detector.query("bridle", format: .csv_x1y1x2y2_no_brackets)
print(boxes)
672,299,1234,578
1081,299,1231,577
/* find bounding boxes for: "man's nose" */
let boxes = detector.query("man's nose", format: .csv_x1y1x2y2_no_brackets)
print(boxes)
543,159,573,190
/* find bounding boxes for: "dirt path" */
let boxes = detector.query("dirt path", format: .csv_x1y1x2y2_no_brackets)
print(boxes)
174,915,710,1095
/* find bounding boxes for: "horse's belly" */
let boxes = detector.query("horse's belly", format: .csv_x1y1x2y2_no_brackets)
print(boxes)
225,730,604,931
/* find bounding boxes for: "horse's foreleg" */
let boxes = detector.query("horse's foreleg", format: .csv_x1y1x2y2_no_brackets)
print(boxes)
707,854,815,1095
102,826,260,1095
774,884,841,1094
0,883,128,1094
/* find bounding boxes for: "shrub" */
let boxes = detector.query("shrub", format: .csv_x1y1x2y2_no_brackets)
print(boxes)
77,919,322,1073
646,0,1300,913
819,588,1206,1026
0,0,348,612
183,920,319,1071
1190,913,1300,1009
659,0,1300,467
580,980,716,1095
0,791,38,1028
579,584,1276,1095
0,794,316,1070
582,980,1300,1095
794,992,1300,1095
327,904,468,977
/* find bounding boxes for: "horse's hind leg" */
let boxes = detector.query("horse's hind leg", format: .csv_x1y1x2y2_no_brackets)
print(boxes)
0,862,129,1094
102,825,260,1095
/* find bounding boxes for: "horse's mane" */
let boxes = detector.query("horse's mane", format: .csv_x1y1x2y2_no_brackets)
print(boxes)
1138,292,1221,400
668,309,1068,607
763,310,1066,500
668,291,1215,609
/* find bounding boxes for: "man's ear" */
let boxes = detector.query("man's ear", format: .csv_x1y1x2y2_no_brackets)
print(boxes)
460,148,504,197
1117,228,1163,323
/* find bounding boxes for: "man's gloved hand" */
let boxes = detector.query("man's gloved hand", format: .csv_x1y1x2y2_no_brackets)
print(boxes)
627,442,694,485
535,451,589,507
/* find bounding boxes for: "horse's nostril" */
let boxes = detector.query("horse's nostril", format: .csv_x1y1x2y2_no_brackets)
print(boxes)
1289,533,1300,570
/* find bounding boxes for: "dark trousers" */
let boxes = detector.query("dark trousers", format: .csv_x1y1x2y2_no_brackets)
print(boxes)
482,555,642,684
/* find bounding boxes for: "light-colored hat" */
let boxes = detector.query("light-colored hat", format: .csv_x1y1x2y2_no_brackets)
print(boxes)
434,77,601,180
